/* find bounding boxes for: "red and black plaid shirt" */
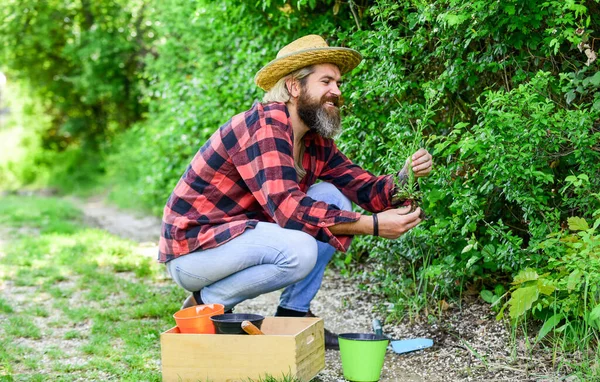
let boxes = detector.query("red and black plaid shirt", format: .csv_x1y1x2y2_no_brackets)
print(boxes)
158,102,400,263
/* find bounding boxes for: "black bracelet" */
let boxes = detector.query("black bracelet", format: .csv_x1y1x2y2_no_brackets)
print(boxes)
373,214,379,237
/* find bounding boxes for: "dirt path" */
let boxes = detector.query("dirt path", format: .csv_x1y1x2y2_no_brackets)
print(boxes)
67,196,561,381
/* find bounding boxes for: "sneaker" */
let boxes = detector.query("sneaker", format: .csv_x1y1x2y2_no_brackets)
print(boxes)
305,310,340,350
304,309,316,318
323,327,340,350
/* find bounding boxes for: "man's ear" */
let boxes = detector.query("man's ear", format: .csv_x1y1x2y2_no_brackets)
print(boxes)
286,78,300,98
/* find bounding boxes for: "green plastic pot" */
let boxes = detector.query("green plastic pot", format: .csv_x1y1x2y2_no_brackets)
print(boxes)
338,333,389,381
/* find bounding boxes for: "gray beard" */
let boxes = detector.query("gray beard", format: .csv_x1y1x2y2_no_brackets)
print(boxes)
296,86,343,139
313,107,342,139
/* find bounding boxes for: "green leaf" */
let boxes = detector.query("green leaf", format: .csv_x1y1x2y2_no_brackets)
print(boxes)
577,174,589,182
568,217,589,231
549,38,560,53
462,244,474,254
480,289,495,303
494,284,506,296
509,285,539,319
443,13,468,26
565,175,577,182
589,305,600,322
427,189,445,204
537,279,555,295
453,122,470,131
536,313,564,342
465,255,481,268
586,72,600,87
567,269,582,291
481,244,495,256
512,269,539,285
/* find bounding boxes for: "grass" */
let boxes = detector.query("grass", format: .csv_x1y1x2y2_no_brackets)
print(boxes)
0,194,184,381
0,194,304,381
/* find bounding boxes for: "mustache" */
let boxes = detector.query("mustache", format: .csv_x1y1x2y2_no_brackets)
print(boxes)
322,95,344,107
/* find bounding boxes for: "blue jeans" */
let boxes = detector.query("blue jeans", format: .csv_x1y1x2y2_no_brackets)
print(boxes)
165,182,352,312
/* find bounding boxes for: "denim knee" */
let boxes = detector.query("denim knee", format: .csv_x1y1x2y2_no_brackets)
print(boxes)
308,182,352,211
280,230,318,282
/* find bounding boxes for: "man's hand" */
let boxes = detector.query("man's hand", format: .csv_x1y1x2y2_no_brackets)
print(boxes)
376,206,422,239
329,206,423,238
402,148,433,178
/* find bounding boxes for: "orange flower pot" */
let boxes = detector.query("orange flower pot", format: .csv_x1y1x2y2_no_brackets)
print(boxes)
173,303,225,334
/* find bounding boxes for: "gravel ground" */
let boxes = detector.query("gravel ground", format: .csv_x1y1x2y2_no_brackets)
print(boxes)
76,195,573,381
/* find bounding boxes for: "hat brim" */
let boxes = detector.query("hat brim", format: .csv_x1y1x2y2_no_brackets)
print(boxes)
254,47,362,91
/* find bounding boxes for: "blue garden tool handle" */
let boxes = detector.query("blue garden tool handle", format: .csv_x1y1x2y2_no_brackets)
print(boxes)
373,318,434,354
372,319,383,336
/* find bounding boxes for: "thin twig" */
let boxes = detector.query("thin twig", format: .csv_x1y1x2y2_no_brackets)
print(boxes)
348,0,361,30
502,62,511,91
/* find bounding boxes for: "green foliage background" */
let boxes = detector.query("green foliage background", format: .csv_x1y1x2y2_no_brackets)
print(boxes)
1,0,599,333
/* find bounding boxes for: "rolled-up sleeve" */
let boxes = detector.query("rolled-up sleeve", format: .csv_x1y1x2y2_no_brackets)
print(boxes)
318,142,399,213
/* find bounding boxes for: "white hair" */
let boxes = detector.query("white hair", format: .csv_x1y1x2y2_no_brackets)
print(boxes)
262,66,315,103
262,66,315,180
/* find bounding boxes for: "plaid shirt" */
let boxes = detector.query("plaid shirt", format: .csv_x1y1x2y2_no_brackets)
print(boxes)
158,102,400,263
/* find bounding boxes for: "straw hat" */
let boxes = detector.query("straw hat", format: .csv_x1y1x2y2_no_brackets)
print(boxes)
254,35,363,91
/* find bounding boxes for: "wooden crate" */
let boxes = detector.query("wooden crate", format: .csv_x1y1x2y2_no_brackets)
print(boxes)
160,317,325,382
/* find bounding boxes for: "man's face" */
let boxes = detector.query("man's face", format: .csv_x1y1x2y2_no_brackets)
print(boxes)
296,63,343,139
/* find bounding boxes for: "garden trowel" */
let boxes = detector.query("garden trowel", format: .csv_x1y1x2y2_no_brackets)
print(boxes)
372,319,434,354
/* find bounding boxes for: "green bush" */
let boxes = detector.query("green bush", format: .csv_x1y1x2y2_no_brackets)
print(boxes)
499,213,600,356
0,0,154,188
329,0,600,314
0,82,53,190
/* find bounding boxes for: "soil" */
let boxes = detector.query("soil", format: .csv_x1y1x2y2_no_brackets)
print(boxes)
2,194,575,381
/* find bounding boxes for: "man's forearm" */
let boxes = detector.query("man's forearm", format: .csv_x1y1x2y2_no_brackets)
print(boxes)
328,214,374,236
